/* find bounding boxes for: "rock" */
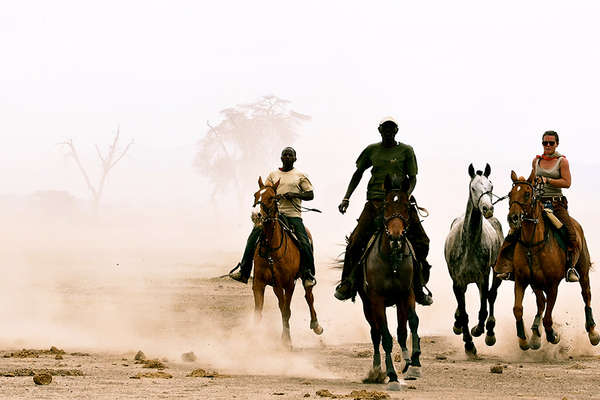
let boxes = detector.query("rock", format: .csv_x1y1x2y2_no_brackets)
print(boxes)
348,390,390,399
187,368,219,378
141,359,166,369
49,346,65,355
55,354,63,360
490,365,503,374
33,373,52,385
70,352,90,357
316,389,334,397
435,354,447,360
304,394,310,398
134,351,146,361
131,371,172,379
181,352,197,362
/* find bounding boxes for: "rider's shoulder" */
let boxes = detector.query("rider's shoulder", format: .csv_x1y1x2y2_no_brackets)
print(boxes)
396,141,415,153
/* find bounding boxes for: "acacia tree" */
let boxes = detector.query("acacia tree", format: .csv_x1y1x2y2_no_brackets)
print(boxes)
61,129,133,212
195,95,310,206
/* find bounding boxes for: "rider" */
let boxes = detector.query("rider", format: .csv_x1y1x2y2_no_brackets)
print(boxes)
334,117,433,305
229,147,317,288
494,130,580,282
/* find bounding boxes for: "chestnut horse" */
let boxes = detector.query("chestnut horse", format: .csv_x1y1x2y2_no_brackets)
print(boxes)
252,177,323,347
359,175,421,389
507,171,599,350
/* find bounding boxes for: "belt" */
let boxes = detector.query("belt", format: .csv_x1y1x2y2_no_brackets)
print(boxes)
541,196,565,202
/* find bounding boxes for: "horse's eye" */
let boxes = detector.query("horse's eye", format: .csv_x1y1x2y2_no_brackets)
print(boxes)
524,192,530,199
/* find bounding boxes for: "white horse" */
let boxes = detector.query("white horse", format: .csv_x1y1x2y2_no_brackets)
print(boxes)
444,164,504,356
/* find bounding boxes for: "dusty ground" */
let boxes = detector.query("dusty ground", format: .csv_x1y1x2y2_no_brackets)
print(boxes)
2,273,600,400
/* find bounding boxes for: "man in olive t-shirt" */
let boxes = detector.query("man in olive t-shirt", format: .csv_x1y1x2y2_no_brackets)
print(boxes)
334,117,433,305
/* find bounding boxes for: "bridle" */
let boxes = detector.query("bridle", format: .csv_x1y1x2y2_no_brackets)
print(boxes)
254,187,287,262
383,190,409,247
509,180,549,278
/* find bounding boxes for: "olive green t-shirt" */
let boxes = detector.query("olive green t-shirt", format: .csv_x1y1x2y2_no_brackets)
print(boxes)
356,142,418,200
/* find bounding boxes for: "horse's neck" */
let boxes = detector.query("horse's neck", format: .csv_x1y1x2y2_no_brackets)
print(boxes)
263,217,282,246
462,196,483,241
521,204,545,243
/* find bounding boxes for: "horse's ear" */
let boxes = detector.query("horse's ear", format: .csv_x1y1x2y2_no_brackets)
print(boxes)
468,164,475,179
258,176,264,189
273,178,280,192
384,175,392,192
484,163,491,177
526,169,536,183
510,170,518,182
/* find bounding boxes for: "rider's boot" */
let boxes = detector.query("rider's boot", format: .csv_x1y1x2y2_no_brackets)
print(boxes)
229,262,250,284
302,267,317,288
413,260,433,306
334,257,357,300
566,247,580,283
494,232,517,281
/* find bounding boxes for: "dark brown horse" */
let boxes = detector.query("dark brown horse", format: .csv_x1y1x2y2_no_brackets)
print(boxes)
359,175,421,389
508,171,599,350
252,177,323,347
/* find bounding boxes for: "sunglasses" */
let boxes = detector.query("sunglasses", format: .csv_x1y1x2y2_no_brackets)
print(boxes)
542,141,556,146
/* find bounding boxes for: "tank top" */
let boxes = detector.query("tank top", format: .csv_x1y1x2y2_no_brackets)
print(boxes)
535,157,563,197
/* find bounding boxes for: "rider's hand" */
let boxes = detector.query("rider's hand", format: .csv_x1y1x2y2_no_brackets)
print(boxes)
338,199,349,214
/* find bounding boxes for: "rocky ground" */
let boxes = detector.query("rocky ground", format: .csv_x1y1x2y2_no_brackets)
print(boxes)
1,274,600,399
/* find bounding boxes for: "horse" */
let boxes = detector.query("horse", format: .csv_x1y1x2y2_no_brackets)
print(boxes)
359,174,421,389
444,163,504,356
252,176,323,347
507,170,599,350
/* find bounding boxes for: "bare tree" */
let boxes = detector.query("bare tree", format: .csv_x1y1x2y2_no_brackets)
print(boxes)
195,95,311,205
60,129,133,212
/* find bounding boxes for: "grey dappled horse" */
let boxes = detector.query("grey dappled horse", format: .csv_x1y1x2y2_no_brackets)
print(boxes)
444,164,504,356
359,175,421,390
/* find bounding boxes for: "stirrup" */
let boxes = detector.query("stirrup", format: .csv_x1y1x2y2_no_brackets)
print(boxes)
229,269,249,284
566,267,580,282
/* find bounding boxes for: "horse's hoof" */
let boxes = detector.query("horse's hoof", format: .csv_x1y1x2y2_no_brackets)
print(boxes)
471,325,484,337
404,366,421,380
529,333,541,350
548,332,561,345
589,329,600,346
465,341,477,358
485,334,496,347
453,325,462,335
519,338,530,351
387,381,404,391
310,321,323,335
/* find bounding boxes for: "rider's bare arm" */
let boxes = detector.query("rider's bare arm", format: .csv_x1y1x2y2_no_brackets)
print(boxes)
338,168,365,214
531,157,572,188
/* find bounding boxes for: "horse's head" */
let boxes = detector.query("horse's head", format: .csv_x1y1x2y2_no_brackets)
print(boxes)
468,163,494,218
253,176,280,221
383,174,410,244
508,170,542,229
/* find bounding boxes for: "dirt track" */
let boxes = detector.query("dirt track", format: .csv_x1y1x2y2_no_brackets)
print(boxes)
2,274,600,400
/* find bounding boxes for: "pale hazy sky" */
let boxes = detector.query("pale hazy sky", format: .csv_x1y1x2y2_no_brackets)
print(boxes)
1,1,599,208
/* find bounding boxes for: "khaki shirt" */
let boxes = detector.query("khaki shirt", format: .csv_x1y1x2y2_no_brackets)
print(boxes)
266,168,313,218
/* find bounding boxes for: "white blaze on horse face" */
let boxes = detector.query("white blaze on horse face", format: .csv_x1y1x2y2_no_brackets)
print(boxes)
393,195,399,202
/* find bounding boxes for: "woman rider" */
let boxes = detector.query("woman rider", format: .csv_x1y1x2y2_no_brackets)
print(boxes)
494,130,580,282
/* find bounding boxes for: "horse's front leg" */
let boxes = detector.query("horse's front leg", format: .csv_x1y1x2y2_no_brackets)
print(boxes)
272,286,291,348
396,299,410,374
373,301,399,387
529,289,546,350
453,283,476,356
362,297,386,384
303,286,323,335
282,285,295,348
406,296,421,380
513,281,529,350
471,278,489,338
578,267,600,345
253,279,266,323
543,284,560,345
485,274,502,346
